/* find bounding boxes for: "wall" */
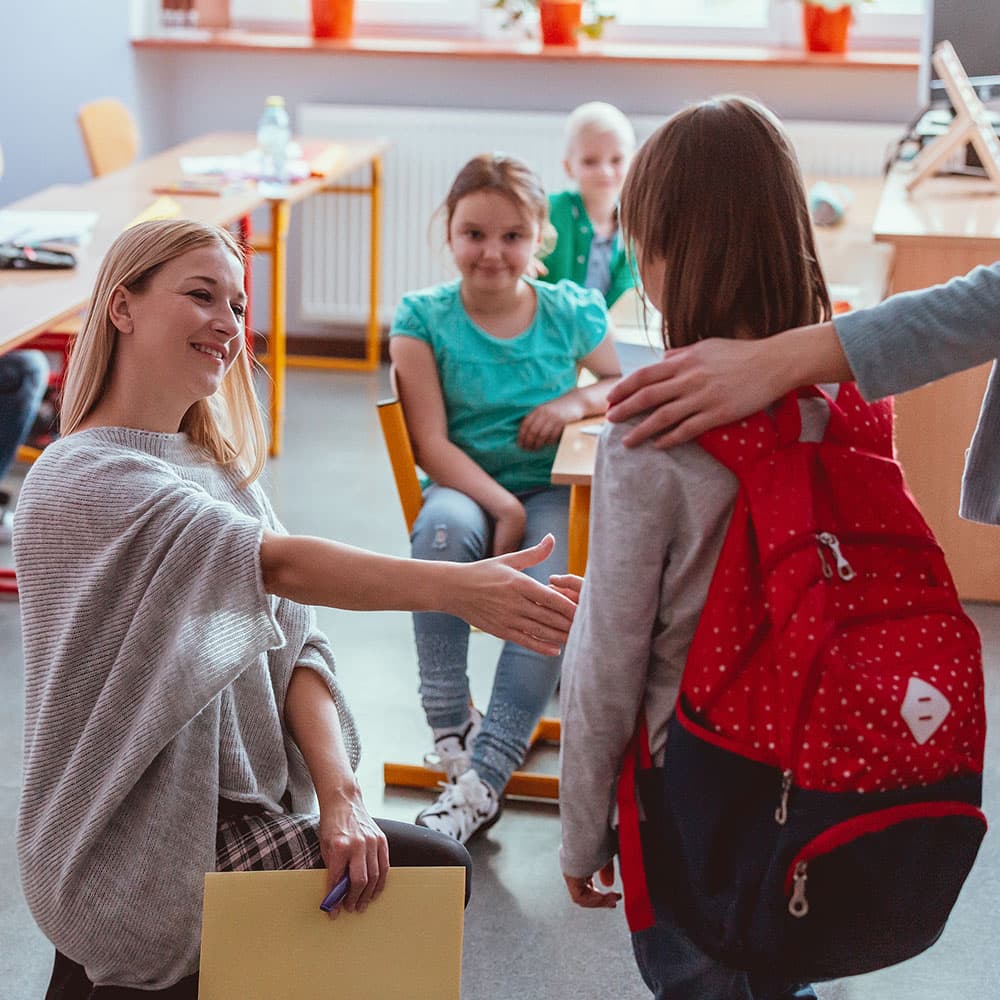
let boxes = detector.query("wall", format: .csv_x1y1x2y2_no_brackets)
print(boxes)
0,1,139,201
1,3,922,337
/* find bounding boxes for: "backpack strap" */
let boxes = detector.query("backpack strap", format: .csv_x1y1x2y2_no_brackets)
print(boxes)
616,711,656,932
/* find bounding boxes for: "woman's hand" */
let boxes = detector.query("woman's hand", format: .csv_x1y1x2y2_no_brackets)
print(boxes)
317,783,390,918
492,498,527,556
563,861,621,909
549,572,584,604
605,338,784,449
518,395,586,452
453,534,576,655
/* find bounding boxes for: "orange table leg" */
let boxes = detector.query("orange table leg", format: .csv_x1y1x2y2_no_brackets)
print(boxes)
566,483,591,577
266,199,290,457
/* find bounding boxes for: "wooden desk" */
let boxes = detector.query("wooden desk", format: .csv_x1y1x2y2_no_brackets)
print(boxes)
551,417,604,576
1,133,388,457
874,165,1000,602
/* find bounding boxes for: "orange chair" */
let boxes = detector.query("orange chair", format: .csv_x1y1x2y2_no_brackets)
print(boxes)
377,394,561,801
77,98,141,178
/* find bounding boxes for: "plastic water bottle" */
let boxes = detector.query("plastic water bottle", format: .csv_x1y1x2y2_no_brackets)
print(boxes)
256,96,291,183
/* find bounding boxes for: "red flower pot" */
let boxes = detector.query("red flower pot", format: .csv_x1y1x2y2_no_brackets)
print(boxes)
310,0,354,40
802,3,853,54
539,1,583,47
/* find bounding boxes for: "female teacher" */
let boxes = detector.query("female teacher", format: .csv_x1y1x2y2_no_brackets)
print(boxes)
14,218,576,998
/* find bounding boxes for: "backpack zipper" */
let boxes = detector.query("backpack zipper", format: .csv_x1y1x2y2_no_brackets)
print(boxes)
816,532,856,581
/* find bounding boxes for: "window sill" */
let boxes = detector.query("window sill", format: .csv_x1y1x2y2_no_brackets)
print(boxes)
131,29,919,71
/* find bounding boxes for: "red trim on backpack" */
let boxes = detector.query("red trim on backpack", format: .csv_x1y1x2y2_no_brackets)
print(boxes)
617,712,656,932
781,800,987,895
676,698,780,768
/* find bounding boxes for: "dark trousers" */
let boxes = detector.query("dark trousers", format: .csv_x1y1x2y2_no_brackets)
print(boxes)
45,817,471,999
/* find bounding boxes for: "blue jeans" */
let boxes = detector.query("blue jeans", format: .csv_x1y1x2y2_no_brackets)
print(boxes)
0,350,49,480
410,484,569,795
631,900,817,1000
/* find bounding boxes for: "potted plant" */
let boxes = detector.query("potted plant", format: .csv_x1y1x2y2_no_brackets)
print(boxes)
488,0,615,46
799,0,871,54
310,0,355,40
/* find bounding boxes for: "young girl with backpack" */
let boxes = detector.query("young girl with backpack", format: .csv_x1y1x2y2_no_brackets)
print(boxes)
558,96,985,1000
390,153,621,845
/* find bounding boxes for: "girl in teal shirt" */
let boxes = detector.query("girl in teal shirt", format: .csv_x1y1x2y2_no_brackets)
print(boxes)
390,153,620,845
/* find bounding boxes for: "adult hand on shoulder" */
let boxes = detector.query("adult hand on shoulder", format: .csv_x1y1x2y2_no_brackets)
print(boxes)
457,534,576,656
317,785,389,918
606,338,783,449
564,862,621,909
518,396,585,452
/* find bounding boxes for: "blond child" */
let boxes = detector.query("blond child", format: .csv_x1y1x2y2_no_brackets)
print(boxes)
537,101,636,307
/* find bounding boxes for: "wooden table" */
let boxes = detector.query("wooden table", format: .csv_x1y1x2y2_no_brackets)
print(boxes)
873,164,1000,601
1,133,388,457
551,416,604,577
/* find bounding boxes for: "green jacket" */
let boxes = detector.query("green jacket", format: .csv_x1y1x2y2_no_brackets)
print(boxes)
538,190,634,308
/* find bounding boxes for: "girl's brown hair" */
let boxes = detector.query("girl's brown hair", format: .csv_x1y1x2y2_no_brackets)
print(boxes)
620,96,831,349
442,154,556,252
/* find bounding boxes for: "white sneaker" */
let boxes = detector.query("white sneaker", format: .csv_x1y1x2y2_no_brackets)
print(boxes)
423,706,484,782
415,768,501,844
0,509,12,546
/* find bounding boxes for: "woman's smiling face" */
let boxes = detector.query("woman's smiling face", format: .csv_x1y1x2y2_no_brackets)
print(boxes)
110,244,247,424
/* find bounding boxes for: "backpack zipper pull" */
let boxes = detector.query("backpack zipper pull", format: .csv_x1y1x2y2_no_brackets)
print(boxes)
774,768,793,825
817,532,856,581
788,861,810,918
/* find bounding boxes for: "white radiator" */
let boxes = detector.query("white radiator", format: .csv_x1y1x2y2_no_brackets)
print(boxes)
297,103,901,325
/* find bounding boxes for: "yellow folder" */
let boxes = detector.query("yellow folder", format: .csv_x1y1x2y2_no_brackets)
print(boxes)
199,866,465,999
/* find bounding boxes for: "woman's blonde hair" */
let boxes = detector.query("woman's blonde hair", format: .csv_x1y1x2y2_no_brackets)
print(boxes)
620,95,831,349
60,218,267,485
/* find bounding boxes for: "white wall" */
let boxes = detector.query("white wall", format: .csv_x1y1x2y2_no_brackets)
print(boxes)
0,1,139,201
1,3,922,335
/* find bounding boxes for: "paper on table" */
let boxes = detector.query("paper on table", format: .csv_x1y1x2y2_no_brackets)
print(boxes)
199,866,465,1000
180,149,312,183
0,210,98,247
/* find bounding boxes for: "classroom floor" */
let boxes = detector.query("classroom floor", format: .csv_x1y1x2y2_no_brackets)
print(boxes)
2,366,1000,999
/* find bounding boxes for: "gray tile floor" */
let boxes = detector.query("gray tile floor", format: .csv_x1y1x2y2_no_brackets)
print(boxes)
2,366,999,999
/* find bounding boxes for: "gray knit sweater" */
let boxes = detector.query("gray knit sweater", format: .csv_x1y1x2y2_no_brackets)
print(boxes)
13,428,360,989
836,262,1000,524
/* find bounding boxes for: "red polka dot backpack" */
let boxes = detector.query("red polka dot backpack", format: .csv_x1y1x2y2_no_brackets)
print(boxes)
617,384,987,982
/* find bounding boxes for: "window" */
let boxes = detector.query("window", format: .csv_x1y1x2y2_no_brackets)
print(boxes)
230,0,479,30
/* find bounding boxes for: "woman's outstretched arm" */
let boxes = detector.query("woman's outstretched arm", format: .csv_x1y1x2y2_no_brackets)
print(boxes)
260,531,576,656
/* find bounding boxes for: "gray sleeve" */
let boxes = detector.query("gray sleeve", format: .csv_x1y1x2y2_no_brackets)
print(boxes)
559,426,675,879
835,262,1000,401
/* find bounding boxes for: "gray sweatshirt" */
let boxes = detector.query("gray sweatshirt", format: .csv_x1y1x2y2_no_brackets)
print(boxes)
559,396,835,880
835,262,1000,524
13,428,359,989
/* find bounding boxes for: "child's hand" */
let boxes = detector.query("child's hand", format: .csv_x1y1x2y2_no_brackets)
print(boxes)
549,573,584,604
524,256,549,279
518,396,586,451
492,499,527,556
563,862,621,909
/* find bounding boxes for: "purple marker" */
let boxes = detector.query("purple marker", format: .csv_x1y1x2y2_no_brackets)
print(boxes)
319,872,350,912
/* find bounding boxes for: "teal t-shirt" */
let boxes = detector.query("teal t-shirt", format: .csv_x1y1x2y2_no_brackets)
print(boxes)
390,278,608,494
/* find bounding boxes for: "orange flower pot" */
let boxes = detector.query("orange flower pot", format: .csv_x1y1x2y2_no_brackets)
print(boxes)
539,1,583,47
310,0,354,40
802,3,853,54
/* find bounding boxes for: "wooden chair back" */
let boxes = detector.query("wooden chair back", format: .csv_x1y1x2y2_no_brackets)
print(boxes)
77,98,140,177
376,396,423,533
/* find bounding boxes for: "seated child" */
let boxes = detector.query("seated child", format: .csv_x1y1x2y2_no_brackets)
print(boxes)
558,97,830,999
390,153,621,845
537,101,636,308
